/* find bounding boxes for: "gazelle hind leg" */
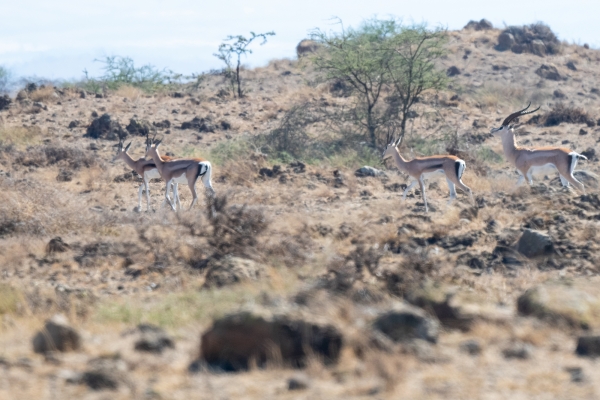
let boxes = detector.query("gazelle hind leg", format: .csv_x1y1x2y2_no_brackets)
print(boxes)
526,168,534,185
164,179,176,211
144,179,151,211
172,183,182,211
446,178,457,206
418,177,428,212
402,180,418,201
565,174,585,194
188,183,198,210
137,183,144,210
559,175,569,187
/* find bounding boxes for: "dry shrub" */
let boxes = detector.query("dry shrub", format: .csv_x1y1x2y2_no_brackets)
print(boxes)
528,103,592,126
114,84,143,100
0,125,42,147
207,194,269,259
383,248,439,297
29,86,56,102
13,145,98,169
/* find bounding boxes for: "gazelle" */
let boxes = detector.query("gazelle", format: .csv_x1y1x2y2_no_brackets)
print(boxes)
112,140,181,211
382,137,473,212
490,104,587,193
145,135,215,211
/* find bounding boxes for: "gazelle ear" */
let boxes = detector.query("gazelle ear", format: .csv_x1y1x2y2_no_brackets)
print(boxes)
155,139,162,147
124,142,132,152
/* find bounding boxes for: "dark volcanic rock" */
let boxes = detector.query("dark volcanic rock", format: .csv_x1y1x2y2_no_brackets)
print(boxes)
203,257,263,288
133,324,175,354
126,118,152,136
576,336,600,357
85,113,126,140
181,116,215,133
373,305,439,344
199,311,342,371
516,229,553,258
0,94,11,111
446,66,461,77
535,64,564,81
33,314,81,353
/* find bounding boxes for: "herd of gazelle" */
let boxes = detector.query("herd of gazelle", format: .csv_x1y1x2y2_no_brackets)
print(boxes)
114,105,587,213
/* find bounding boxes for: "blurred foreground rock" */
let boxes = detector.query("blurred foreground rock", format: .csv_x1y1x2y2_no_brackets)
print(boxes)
517,229,554,258
373,304,440,344
198,310,342,371
133,324,175,354
32,314,81,353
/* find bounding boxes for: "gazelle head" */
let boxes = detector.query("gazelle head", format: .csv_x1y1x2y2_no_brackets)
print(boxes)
145,134,162,159
112,140,132,163
382,137,402,160
491,103,540,136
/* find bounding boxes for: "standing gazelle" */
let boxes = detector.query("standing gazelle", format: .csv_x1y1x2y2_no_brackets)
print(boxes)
491,104,587,192
382,137,473,212
145,135,215,211
112,140,181,211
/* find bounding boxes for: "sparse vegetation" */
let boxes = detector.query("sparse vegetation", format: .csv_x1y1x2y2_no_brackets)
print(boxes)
528,103,593,126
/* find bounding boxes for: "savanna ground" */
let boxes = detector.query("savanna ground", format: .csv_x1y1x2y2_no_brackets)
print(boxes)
1,25,600,399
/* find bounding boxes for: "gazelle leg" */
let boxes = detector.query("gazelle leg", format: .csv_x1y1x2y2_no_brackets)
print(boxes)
515,173,525,187
137,183,144,210
526,168,534,185
564,173,585,194
402,180,418,201
418,176,428,212
559,175,569,187
174,183,182,211
144,179,151,211
446,178,457,206
164,179,176,211
188,182,198,210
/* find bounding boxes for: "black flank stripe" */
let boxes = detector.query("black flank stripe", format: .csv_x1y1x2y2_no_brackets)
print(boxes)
429,164,443,170
455,161,460,179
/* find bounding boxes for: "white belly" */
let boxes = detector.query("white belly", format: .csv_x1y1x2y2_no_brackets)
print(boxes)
144,168,161,180
172,172,188,184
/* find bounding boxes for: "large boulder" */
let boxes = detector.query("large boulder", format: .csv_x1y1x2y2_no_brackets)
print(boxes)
296,39,320,58
535,64,564,81
517,277,600,329
85,113,126,140
516,229,553,258
576,336,600,357
126,118,152,136
373,304,440,344
81,356,128,391
203,256,264,288
497,32,515,51
464,19,493,31
198,311,343,371
181,116,215,133
32,314,81,353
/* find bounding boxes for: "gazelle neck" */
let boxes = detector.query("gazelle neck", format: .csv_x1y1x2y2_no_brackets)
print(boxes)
148,149,165,173
391,147,409,171
120,152,140,171
500,129,519,164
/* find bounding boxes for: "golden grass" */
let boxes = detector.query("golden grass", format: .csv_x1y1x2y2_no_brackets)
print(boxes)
0,125,43,147
113,84,143,100
29,86,56,102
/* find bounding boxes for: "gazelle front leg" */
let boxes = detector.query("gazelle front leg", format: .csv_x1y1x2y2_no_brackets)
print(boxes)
418,176,429,212
144,178,151,211
402,180,418,201
137,183,144,211
526,168,534,185
173,183,182,211
446,178,457,206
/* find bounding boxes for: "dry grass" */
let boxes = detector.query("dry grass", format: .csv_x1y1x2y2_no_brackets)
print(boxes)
0,125,43,147
29,85,56,102
113,84,143,100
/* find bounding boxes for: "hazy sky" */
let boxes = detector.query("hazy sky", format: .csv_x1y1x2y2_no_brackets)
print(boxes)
1,0,598,80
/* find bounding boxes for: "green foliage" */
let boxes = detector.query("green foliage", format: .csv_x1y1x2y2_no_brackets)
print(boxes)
81,56,188,93
214,31,275,98
310,18,447,148
0,66,12,94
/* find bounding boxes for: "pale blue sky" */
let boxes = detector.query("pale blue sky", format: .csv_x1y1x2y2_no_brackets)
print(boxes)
1,0,598,80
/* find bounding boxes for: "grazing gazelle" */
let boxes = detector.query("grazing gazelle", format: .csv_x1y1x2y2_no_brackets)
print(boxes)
112,140,181,211
491,104,588,192
382,137,473,212
145,135,215,211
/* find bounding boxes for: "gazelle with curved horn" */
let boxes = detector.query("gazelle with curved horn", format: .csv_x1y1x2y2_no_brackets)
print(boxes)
382,136,473,212
145,135,215,211
490,104,587,192
112,139,181,211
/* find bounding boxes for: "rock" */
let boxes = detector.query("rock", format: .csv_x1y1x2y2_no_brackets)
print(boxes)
407,283,513,329
288,373,310,390
133,324,174,354
85,113,126,140
220,120,231,130
460,339,482,355
289,161,306,173
181,116,215,133
566,61,577,71
530,39,546,56
153,120,171,129
355,166,386,178
68,120,80,129
32,314,81,353
502,341,533,359
535,64,564,81
565,366,585,383
296,39,320,57
516,229,553,258
553,89,566,99
497,32,515,51
79,91,86,99
517,277,600,329
126,118,152,136
0,94,11,111
33,101,47,111
203,256,264,288
373,304,440,344
464,19,493,30
199,311,343,371
82,356,127,391
580,147,596,161
46,237,70,254
446,66,461,77
579,128,588,135
576,336,600,357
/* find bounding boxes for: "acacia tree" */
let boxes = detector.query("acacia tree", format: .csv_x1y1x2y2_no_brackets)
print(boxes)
214,31,275,98
311,19,447,147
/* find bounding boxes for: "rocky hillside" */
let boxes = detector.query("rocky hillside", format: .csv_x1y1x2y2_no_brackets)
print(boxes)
0,23,600,399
